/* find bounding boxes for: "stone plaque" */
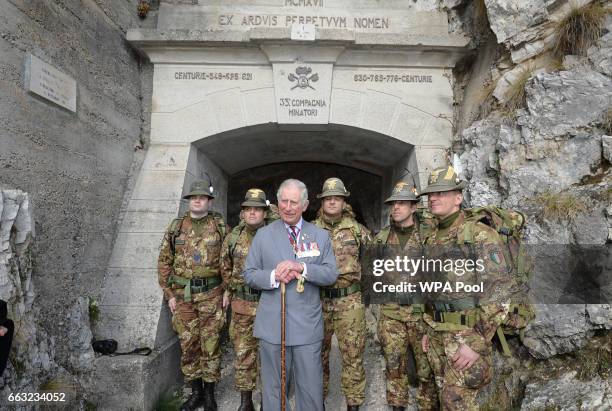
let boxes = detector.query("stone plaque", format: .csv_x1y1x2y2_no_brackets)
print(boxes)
25,54,77,112
158,2,451,37
273,63,332,125
291,23,316,41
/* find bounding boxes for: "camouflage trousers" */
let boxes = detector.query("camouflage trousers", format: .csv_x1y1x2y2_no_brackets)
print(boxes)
172,286,224,382
377,305,437,410
321,291,366,406
229,304,259,391
425,329,493,411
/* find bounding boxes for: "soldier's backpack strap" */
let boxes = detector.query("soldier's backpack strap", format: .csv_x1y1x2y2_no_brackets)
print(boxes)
456,219,476,245
496,327,512,357
376,226,391,245
210,211,227,239
454,220,479,267
169,216,185,255
228,223,246,263
349,220,363,250
415,208,438,245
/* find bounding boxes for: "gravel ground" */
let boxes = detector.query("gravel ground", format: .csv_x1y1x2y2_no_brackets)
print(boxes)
182,309,420,411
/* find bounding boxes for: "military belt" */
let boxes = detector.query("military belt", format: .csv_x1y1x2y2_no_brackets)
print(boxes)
320,283,361,299
430,297,478,312
169,275,222,302
409,304,425,314
397,295,426,306
233,284,261,302
425,301,479,328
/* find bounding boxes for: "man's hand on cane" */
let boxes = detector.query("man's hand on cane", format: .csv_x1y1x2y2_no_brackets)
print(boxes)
275,260,303,284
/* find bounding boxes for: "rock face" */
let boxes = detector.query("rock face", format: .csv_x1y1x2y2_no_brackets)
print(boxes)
0,0,150,388
0,190,53,394
521,371,612,410
522,68,611,138
485,0,554,45
522,305,606,359
603,136,612,162
0,190,95,407
460,63,611,210
484,0,601,63
454,0,612,406
588,31,612,76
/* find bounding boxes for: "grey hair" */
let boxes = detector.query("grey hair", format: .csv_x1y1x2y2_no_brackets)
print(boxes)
277,179,309,205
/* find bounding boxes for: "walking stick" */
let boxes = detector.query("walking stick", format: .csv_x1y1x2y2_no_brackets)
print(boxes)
280,281,286,411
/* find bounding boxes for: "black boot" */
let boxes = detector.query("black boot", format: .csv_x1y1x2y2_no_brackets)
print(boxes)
180,379,204,411
347,406,360,411
238,391,255,411
392,407,405,411
203,381,217,411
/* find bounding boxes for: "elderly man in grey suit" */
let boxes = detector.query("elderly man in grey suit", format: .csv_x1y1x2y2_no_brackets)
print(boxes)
244,179,339,411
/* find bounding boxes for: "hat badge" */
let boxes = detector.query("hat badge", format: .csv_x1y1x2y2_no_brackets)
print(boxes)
393,181,409,194
248,188,264,198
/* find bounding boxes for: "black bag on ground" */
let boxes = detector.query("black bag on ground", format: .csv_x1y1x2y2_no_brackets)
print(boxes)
92,339,151,356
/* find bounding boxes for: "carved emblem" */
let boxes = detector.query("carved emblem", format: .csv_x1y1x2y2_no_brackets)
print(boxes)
288,66,319,90
326,180,338,189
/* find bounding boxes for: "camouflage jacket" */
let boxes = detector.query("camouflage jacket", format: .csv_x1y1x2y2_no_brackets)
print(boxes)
374,221,427,321
158,212,227,301
312,208,372,289
422,210,512,344
374,222,423,250
220,222,263,315
220,222,260,292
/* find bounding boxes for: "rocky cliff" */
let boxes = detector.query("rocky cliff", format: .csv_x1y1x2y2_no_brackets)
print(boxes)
448,0,611,408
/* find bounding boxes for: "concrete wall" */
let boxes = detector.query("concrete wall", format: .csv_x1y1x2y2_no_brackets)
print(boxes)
0,0,152,375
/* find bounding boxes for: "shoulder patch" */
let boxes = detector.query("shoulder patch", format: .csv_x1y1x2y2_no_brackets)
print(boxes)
490,249,504,265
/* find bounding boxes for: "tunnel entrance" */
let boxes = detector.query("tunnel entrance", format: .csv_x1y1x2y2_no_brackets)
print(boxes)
227,162,381,229
192,123,420,230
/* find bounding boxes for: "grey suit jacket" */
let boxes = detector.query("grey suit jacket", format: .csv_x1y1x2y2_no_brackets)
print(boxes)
243,219,339,346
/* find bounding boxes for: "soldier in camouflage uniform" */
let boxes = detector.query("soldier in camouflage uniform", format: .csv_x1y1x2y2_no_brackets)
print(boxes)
419,166,513,411
158,179,228,411
312,178,372,411
374,180,438,411
220,188,271,411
